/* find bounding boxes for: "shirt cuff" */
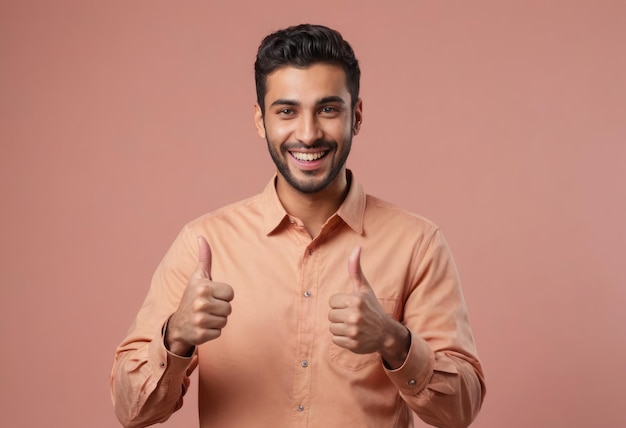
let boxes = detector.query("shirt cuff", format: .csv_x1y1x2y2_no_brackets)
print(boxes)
384,331,434,395
147,319,196,379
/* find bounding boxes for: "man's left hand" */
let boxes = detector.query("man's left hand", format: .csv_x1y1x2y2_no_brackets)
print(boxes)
328,247,410,369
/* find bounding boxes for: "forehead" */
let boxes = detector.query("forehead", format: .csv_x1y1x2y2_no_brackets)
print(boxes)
264,63,350,104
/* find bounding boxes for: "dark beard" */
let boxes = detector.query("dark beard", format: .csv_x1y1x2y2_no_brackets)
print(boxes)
266,137,352,194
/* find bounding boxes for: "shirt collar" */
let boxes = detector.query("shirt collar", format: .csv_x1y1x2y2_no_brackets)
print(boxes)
336,170,365,234
261,170,366,235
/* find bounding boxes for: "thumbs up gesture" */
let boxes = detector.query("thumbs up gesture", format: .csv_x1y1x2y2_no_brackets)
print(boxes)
165,236,234,356
328,247,410,368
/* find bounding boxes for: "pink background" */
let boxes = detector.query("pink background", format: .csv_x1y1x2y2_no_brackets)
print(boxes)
1,1,624,427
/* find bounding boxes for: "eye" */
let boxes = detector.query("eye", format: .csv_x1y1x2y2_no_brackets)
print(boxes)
278,108,294,115
319,106,340,115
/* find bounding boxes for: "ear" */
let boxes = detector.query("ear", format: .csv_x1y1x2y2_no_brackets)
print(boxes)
254,103,266,139
352,98,363,136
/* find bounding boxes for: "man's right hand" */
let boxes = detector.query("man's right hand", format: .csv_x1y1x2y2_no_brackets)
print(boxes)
165,236,234,356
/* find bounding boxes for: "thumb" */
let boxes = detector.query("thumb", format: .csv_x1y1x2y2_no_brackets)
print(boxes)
195,236,212,279
348,246,371,293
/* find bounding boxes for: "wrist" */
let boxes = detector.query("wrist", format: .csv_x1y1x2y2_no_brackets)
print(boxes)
163,315,195,357
380,321,411,370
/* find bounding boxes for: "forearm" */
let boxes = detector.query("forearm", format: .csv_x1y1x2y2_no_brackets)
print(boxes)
388,227,486,426
111,224,200,426
111,329,196,428
385,332,485,428
410,353,485,428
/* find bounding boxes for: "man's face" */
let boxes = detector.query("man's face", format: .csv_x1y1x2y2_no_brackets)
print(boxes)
254,64,362,194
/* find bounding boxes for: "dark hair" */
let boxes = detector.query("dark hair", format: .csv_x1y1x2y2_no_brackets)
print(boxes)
254,24,360,113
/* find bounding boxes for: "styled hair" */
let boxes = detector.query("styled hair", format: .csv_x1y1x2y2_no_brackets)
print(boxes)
254,24,360,113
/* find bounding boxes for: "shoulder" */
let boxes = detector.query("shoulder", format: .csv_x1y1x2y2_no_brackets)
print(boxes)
183,192,265,235
361,195,457,280
364,194,439,233
359,194,444,260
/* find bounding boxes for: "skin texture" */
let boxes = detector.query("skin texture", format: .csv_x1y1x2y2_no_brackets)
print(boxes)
167,64,409,369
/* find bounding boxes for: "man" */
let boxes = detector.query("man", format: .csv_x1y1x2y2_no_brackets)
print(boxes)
111,24,485,428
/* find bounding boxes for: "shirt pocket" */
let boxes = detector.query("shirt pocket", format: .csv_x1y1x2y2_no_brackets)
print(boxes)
328,297,400,371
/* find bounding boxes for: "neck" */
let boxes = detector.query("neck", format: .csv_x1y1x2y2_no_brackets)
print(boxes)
276,170,349,238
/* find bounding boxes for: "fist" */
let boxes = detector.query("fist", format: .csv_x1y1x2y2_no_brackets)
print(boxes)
328,247,410,368
166,236,234,356
328,247,387,355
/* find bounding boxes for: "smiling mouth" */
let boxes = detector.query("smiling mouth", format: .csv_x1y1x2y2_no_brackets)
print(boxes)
290,151,329,162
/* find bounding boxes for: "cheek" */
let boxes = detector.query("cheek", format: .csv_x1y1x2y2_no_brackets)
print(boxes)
265,120,293,142
327,122,352,142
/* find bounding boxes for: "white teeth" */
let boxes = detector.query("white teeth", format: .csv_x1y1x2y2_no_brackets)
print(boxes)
291,151,326,161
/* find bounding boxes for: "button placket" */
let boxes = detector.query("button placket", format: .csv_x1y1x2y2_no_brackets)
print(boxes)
292,236,318,420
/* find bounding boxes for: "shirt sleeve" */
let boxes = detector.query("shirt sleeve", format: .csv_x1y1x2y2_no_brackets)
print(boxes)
110,225,199,428
385,227,486,427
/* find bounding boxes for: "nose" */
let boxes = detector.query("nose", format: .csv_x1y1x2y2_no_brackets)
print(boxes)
294,113,323,145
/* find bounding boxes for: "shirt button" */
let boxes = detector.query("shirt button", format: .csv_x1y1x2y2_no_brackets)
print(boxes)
301,360,308,368
303,291,311,298
308,248,314,255
159,362,165,368
289,217,296,224
408,379,417,387
297,405,305,412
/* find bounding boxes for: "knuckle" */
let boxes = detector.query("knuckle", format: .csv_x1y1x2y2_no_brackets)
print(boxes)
192,299,208,313
350,294,361,303
192,312,207,326
348,313,361,325
348,326,360,339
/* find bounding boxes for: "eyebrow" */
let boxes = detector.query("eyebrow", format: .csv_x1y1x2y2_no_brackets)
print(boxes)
269,96,347,108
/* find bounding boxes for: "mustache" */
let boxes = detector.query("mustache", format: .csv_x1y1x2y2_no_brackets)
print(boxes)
281,139,337,152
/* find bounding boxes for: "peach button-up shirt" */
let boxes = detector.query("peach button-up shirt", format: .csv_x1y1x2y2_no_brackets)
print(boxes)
111,173,485,428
